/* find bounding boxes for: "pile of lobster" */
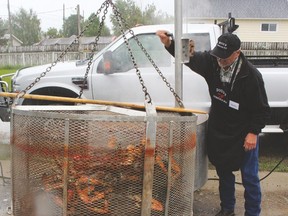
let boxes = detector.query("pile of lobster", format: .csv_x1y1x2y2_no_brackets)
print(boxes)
40,137,181,215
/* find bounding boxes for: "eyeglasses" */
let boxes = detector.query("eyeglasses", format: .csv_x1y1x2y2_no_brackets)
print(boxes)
217,50,240,61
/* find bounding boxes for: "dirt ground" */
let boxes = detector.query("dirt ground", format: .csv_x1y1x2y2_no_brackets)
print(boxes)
0,161,288,216
193,170,288,216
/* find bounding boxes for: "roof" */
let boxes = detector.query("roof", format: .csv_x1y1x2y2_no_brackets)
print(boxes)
36,36,77,46
79,36,113,44
184,0,288,19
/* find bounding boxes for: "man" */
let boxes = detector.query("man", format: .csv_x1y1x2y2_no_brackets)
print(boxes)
156,31,271,216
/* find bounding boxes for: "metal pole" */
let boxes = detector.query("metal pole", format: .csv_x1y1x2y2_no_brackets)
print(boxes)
63,119,70,216
141,101,157,216
174,0,183,108
7,0,13,48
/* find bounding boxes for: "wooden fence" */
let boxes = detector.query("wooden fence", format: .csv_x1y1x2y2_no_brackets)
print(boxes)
0,44,109,67
241,42,288,56
0,42,287,67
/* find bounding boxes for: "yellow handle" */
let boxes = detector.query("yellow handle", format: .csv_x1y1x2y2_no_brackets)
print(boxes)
0,92,208,114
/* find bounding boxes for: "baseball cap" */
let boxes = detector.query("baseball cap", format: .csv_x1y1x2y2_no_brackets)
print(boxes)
210,33,241,59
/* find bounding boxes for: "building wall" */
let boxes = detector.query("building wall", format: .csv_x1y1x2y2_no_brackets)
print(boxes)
185,18,288,42
12,39,22,47
235,20,288,42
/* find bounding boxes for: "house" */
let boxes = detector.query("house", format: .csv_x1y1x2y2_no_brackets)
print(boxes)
1,34,23,46
184,0,288,42
35,36,77,46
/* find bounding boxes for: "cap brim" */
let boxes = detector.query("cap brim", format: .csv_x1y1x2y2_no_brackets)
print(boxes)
210,47,233,59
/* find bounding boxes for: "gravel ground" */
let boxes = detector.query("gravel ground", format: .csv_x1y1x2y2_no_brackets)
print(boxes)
1,160,287,216
193,170,288,216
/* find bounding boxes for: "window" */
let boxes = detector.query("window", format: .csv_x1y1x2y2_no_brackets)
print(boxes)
97,34,171,74
261,23,277,32
183,33,211,52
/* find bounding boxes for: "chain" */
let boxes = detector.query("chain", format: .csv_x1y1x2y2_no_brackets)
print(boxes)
78,1,109,98
109,0,184,108
13,0,109,104
110,1,152,103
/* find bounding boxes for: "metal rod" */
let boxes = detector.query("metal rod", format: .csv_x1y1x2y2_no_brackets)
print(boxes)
141,102,157,216
62,119,70,216
0,92,207,114
174,0,183,107
165,121,174,216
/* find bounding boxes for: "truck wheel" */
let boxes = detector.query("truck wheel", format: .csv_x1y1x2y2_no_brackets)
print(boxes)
22,87,78,105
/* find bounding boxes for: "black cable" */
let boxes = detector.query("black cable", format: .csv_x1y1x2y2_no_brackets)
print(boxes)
258,153,288,182
0,161,11,185
208,153,288,185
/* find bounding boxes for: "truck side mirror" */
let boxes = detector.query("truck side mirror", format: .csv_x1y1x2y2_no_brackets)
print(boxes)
103,51,113,74
97,51,114,74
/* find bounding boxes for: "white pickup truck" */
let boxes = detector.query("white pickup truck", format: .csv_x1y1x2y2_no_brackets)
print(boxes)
1,21,288,133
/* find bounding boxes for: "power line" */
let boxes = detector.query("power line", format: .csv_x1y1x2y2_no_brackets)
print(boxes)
36,7,75,15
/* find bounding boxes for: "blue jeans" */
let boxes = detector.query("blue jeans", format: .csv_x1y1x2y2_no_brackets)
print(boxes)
216,139,261,216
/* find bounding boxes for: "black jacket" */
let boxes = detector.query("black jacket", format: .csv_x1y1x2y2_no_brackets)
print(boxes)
166,41,271,171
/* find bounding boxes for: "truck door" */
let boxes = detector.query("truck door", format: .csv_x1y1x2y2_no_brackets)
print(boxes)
90,33,176,106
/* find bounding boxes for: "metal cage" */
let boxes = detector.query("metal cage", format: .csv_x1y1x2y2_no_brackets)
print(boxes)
10,104,198,216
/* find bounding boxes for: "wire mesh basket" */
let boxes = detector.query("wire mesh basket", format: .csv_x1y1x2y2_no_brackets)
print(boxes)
10,104,198,216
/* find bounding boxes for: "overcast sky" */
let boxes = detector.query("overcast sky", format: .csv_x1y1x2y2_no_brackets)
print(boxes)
0,0,174,31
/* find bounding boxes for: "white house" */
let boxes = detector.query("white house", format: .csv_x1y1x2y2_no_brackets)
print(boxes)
183,0,288,42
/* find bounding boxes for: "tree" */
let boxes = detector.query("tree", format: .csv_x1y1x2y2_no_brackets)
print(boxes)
0,19,9,46
142,4,174,25
82,13,111,37
110,0,174,36
11,8,41,45
110,0,143,36
63,14,79,37
44,27,62,38
63,13,111,37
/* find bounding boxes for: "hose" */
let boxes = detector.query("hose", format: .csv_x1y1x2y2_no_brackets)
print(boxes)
208,152,288,185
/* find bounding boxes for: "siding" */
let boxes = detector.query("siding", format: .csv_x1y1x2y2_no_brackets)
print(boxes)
236,20,288,42
185,18,288,42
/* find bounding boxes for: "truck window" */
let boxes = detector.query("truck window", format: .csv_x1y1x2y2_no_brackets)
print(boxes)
97,34,171,74
184,33,211,52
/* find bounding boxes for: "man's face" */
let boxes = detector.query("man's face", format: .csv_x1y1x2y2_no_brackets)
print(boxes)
216,50,240,69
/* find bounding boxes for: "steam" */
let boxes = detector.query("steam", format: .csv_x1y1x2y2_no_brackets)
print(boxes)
182,0,212,22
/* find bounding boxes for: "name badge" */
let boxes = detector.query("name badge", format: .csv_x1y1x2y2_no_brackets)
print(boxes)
229,100,239,110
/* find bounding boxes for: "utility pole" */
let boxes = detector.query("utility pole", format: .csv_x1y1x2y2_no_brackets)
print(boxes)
76,4,83,59
77,4,81,35
63,4,65,34
7,0,13,47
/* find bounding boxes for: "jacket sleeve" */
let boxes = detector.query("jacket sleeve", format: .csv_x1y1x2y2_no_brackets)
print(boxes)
247,69,271,134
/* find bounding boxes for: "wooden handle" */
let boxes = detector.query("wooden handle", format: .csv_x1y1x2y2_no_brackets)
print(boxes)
0,92,208,114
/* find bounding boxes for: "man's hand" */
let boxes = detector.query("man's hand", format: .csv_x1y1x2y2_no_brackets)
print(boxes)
243,133,257,151
189,39,195,57
156,30,172,48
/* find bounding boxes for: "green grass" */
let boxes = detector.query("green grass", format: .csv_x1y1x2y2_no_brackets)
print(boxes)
259,133,288,172
0,65,21,75
0,65,22,89
259,154,288,172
